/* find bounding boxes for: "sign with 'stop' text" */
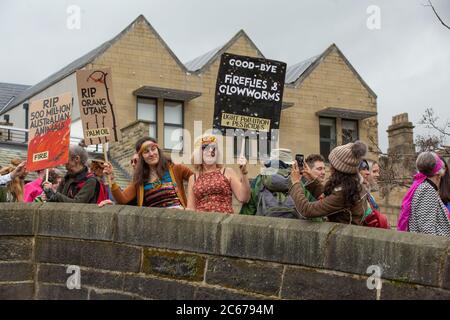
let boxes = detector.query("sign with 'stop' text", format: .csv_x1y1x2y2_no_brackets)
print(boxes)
76,67,121,145
27,92,72,172
213,53,286,136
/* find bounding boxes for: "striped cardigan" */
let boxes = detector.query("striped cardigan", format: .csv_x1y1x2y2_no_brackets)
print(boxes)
409,180,450,237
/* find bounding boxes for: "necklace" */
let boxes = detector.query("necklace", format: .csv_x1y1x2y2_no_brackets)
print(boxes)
148,171,162,187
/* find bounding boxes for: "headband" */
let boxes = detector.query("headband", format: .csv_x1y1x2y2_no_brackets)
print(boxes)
432,154,444,175
139,141,159,155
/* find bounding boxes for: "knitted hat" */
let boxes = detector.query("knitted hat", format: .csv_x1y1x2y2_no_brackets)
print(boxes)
329,141,367,174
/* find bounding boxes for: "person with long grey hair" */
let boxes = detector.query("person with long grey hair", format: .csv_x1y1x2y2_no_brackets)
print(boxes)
398,152,450,237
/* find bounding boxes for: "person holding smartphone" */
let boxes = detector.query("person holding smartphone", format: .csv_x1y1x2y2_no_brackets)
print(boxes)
289,141,369,225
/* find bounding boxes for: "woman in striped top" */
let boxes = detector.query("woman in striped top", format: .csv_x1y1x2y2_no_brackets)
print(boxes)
104,137,193,209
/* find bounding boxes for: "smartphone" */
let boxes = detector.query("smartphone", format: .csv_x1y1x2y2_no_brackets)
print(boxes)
295,154,304,171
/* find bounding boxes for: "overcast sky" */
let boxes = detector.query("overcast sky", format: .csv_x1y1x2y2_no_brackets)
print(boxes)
0,0,449,152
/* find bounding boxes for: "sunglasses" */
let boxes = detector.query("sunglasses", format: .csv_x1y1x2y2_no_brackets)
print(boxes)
92,159,105,166
202,144,216,152
130,159,138,165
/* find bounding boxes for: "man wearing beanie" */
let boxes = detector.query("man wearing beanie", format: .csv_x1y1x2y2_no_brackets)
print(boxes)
288,141,369,225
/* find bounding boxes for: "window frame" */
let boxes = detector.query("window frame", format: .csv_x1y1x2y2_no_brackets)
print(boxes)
233,132,272,161
341,118,359,145
136,96,158,140
163,99,184,151
319,116,337,161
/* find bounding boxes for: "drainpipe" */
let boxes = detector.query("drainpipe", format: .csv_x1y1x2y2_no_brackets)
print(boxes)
23,103,29,142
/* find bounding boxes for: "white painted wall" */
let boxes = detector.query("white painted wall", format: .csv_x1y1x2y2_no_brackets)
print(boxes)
3,72,81,130
4,105,25,128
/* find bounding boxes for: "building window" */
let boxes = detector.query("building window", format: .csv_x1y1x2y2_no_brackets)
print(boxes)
137,97,157,139
233,132,272,160
320,117,336,161
342,119,359,145
234,136,251,159
164,100,183,150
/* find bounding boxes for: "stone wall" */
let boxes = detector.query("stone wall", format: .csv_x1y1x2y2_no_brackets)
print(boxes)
1,203,449,300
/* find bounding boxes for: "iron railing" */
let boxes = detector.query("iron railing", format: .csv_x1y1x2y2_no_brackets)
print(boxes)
0,125,103,153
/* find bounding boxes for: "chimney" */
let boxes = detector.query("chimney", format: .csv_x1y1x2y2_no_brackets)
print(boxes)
387,113,415,156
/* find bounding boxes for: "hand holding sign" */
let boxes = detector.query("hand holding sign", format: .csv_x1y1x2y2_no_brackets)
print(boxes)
42,181,52,191
102,162,115,183
237,156,248,176
10,161,27,179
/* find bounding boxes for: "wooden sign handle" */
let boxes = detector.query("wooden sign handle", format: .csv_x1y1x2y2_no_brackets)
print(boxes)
102,143,112,189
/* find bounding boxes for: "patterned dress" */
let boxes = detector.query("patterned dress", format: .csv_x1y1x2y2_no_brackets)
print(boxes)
144,171,182,209
193,169,234,214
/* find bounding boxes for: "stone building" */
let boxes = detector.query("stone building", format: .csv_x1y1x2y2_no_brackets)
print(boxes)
0,15,378,177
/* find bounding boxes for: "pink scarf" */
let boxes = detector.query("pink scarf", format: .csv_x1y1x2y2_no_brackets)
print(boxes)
397,155,444,231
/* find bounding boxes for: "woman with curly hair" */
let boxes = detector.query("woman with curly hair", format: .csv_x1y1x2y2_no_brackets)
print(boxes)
289,141,369,225
103,137,193,209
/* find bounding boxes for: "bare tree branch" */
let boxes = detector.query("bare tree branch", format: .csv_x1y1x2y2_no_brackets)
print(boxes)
419,108,450,138
415,134,443,152
427,0,450,30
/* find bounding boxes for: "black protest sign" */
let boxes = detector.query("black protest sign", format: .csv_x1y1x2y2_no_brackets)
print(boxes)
213,53,286,135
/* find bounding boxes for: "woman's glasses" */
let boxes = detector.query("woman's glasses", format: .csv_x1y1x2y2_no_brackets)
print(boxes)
202,144,216,153
130,158,138,165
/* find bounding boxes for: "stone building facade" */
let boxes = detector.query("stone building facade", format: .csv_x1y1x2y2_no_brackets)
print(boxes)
1,15,378,177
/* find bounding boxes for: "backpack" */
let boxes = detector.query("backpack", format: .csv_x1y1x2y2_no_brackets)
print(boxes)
74,173,109,204
256,172,297,219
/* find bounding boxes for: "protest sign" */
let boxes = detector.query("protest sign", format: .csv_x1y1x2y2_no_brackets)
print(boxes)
213,53,287,136
76,67,121,145
27,92,72,172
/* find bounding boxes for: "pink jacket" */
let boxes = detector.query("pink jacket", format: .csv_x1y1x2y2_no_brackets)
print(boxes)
24,178,43,203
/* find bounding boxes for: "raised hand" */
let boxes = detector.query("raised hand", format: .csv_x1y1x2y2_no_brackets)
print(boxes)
11,161,27,179
237,156,248,175
103,162,115,182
